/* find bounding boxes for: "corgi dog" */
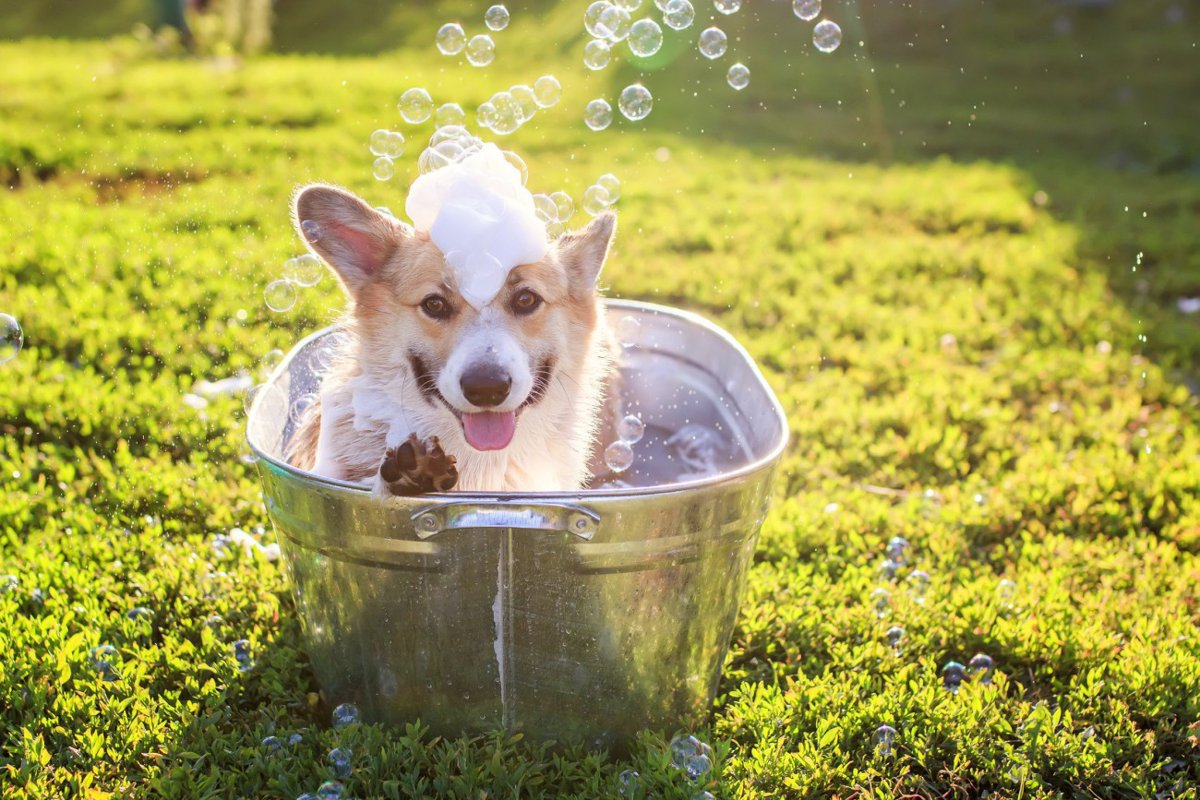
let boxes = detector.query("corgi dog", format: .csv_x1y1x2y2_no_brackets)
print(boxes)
285,183,617,495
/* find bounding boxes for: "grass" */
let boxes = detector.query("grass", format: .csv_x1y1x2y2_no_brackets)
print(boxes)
1,0,1199,797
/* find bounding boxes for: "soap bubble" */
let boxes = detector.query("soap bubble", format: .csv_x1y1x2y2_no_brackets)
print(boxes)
599,4,633,40
532,193,557,223
316,781,344,800
204,613,225,631
582,184,612,215
231,639,254,672
618,414,645,443
873,724,897,757
669,735,713,769
616,0,643,10
509,85,538,121
584,2,614,38
698,26,727,59
812,19,842,52
693,794,715,800
327,747,352,778
585,98,613,130
264,279,297,313
476,102,497,130
373,156,395,181
285,254,324,287
618,84,653,121
490,94,521,134
727,62,750,90
533,75,562,108
435,103,466,128
502,150,529,185
877,558,900,581
466,35,496,66
684,753,712,781
615,315,640,346
596,173,621,201
126,606,153,621
550,191,575,220
89,644,119,680
332,702,360,728
398,88,434,123
436,22,467,54
262,735,282,752
628,18,663,56
663,0,695,31
300,218,322,242
584,39,612,70
886,536,910,565
617,770,639,797
967,653,995,684
369,129,405,158
906,570,930,604
714,0,740,14
941,660,965,693
885,625,905,653
793,0,820,21
997,578,1017,605
0,314,23,364
604,441,634,473
869,587,890,619
546,222,565,238
484,4,510,30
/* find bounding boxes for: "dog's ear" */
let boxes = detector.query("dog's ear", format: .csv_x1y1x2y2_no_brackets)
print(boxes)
292,184,411,297
557,212,615,294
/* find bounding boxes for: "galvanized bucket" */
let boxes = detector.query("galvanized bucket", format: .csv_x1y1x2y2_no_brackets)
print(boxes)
247,300,788,749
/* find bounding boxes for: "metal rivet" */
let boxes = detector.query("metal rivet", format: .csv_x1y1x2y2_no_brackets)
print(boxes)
417,514,438,532
574,517,588,531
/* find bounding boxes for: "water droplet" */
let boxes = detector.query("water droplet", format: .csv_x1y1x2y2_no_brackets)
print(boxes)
662,0,695,31
628,18,663,57
873,724,897,757
582,184,612,215
885,536,910,565
372,156,395,181
885,625,905,653
941,660,965,693
262,735,282,752
327,747,352,778
585,98,613,131
125,606,153,621
714,0,740,14
869,587,891,619
618,414,645,443
484,4,510,30
906,570,931,604
264,280,297,313
533,75,562,108
466,34,495,66
617,84,653,121
316,780,344,800
550,191,575,221
0,314,24,365
436,22,466,54
967,653,995,684
726,62,750,90
596,172,621,201
617,770,639,797
698,27,727,59
397,88,434,123
435,103,466,128
605,441,634,473
615,315,641,346
285,254,324,288
583,38,612,70
812,19,842,53
793,0,820,21
231,639,254,672
331,702,360,728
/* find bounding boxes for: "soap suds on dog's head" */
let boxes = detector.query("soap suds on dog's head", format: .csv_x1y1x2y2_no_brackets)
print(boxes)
404,144,547,308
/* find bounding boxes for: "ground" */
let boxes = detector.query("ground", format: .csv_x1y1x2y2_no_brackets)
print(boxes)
1,1,1198,798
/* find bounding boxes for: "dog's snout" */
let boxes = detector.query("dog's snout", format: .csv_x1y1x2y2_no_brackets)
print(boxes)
460,363,512,408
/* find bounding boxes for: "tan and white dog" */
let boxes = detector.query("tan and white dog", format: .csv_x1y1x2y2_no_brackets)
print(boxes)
285,183,617,495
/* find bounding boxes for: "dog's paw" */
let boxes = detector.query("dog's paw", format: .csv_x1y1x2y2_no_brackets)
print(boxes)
378,434,459,496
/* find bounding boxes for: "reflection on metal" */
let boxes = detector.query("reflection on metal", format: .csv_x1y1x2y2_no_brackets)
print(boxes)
247,300,788,749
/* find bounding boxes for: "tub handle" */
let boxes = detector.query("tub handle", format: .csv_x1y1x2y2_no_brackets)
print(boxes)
410,503,600,540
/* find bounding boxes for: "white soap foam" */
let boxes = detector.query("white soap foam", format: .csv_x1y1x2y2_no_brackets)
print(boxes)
405,143,547,308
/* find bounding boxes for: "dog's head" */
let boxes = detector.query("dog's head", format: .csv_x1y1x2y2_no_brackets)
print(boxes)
293,183,615,452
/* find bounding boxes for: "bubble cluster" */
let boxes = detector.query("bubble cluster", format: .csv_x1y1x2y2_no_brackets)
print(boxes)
669,734,715,782
726,62,750,91
698,26,728,59
628,18,664,57
264,279,297,313
605,441,634,473
793,0,821,21
618,84,653,121
0,314,23,365
662,0,695,31
584,98,613,131
476,79,560,136
369,128,405,158
331,702,360,728
435,22,466,55
873,724,898,757
484,4,510,31
812,19,842,52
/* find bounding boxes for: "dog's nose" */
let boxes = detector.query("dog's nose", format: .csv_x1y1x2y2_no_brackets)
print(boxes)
460,363,512,408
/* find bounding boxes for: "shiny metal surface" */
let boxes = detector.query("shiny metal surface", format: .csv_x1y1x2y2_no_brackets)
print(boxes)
247,300,788,748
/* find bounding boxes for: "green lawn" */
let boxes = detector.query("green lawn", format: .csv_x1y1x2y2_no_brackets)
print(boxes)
1,1,1199,798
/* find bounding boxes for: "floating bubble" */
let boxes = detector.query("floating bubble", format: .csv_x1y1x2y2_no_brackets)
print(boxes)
617,770,639,797
532,193,557,223
262,735,282,753
484,4,510,30
398,88,434,123
617,414,645,443
662,0,695,31
628,18,663,56
869,587,891,619
941,660,965,693
877,558,900,581
259,349,284,380
618,84,653,121
714,0,740,14
550,191,575,221
476,102,498,130
584,2,614,38
368,129,405,159
373,156,395,181
502,150,529,185
126,606,153,621
509,85,538,121
0,314,22,365
288,733,304,746
584,38,613,70
906,570,931,604
885,625,905,653
585,98,613,130
997,578,1017,605
490,93,521,134
435,103,466,128
684,753,712,781
698,26,727,59
812,19,842,52
328,747,352,778
297,794,318,800
669,735,713,773
331,702,360,728
436,22,467,55
873,724,898,758
967,653,995,684
693,794,715,800
285,254,324,287
0,575,16,592
600,4,633,40
466,34,496,66
204,613,225,630
596,173,621,201
533,75,562,108
605,441,634,473
582,184,612,215
300,219,322,242
726,62,750,90
89,644,119,681
231,639,253,672
546,221,565,238
886,536,910,565
615,315,640,346
316,781,344,800
793,0,820,21
264,279,297,313
616,0,644,10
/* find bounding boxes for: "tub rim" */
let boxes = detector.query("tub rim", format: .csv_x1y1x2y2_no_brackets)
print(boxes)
247,298,789,500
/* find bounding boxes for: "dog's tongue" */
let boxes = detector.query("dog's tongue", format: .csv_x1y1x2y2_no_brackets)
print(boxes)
462,411,517,451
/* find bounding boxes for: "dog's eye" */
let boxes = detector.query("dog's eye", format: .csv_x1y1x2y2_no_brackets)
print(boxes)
420,294,452,320
512,289,543,315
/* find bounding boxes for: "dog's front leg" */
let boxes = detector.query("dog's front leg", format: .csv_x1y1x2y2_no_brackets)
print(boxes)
374,434,459,497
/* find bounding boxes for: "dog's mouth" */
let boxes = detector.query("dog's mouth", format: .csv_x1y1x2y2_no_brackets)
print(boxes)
409,354,555,451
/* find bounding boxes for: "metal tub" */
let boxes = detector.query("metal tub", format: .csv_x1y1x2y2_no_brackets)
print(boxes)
247,300,787,748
